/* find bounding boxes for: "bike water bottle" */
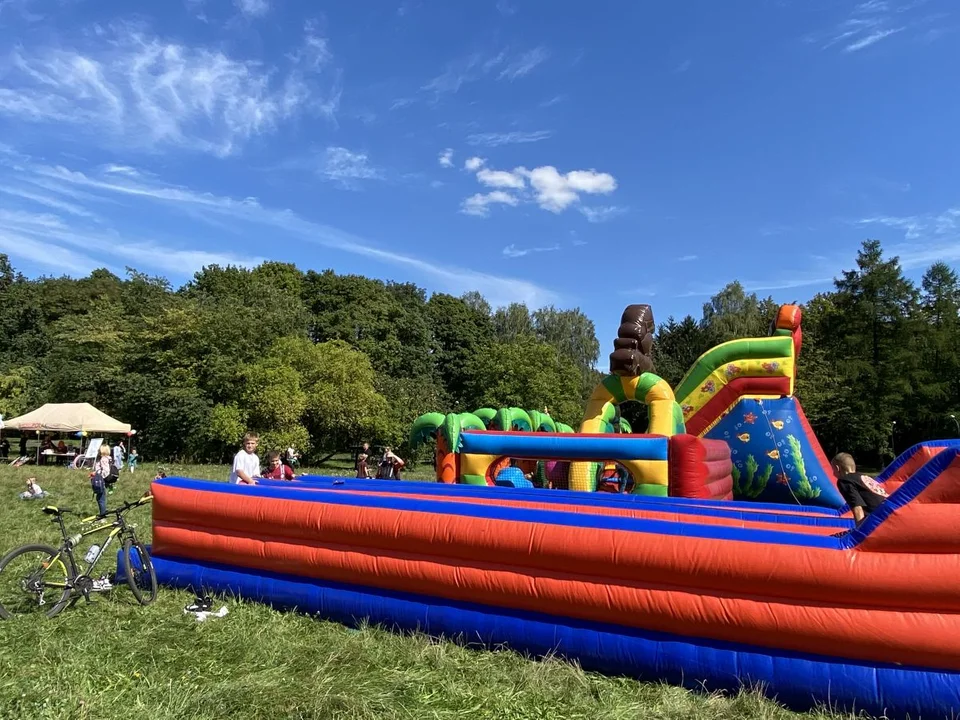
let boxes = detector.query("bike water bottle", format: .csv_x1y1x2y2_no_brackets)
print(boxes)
84,544,101,563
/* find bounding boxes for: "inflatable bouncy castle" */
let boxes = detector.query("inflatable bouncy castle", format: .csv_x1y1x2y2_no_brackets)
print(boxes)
150,440,960,719
147,301,960,719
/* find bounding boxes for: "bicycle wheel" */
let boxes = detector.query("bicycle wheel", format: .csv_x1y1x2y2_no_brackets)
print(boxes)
121,539,157,605
0,544,75,619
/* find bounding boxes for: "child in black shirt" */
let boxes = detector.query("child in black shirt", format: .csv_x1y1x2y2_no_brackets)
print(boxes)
832,452,889,526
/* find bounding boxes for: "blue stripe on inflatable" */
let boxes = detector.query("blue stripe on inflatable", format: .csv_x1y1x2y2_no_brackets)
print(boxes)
875,440,960,483
151,553,960,720
157,477,841,549
283,474,844,515
459,431,668,460
258,478,851,530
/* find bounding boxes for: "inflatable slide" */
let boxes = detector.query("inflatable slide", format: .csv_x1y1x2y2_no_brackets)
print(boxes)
150,440,960,720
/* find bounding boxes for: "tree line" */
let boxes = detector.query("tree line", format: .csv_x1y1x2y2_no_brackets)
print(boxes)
0,239,955,467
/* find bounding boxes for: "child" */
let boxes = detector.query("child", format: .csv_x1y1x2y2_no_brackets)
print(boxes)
356,442,372,478
382,447,405,480
128,449,139,473
19,477,46,500
230,432,261,485
262,450,295,480
91,445,112,516
832,452,888,526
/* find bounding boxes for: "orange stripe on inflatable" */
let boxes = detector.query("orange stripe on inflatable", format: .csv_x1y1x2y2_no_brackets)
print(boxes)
883,445,949,492
149,484,960,614
152,522,960,671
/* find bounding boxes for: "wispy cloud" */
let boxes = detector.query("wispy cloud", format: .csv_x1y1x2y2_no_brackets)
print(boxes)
498,47,549,80
420,46,550,99
0,23,339,157
438,148,454,168
318,147,384,188
580,205,627,223
0,151,558,307
466,130,552,147
461,191,519,217
459,160,618,217
677,254,698,262
674,59,693,73
0,185,99,219
235,0,269,18
540,94,565,107
502,243,560,258
496,0,516,16
810,0,943,53
858,209,960,268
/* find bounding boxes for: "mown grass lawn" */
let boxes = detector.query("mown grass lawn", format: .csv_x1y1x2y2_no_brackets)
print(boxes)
0,461,866,720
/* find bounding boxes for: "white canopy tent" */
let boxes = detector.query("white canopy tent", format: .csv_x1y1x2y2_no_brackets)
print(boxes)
3,403,132,434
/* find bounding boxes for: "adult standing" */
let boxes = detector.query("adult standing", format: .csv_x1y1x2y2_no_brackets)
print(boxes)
112,441,125,473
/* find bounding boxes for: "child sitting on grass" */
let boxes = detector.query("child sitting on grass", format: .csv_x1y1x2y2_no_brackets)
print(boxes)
19,477,46,500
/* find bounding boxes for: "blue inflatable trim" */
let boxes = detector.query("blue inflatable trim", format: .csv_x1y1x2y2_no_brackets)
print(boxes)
261,477,851,530
460,431,668,460
157,477,842,549
151,553,960,720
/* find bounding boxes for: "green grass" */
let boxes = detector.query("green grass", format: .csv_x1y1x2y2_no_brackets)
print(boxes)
0,463,869,720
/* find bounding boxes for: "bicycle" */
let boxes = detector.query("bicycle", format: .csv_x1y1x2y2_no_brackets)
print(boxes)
0,494,158,619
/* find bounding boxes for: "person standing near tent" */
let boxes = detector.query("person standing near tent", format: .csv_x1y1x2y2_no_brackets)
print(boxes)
18,434,27,458
91,445,112,517
112,441,125,473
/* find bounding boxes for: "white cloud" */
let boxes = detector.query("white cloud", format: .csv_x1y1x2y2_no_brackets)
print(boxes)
438,148,454,168
319,147,383,187
0,152,558,307
101,164,140,177
476,168,525,190
421,47,550,98
810,0,936,53
464,156,485,171
235,0,269,17
460,161,618,216
460,191,519,217
0,24,338,157
858,210,960,268
502,243,559,258
580,205,626,223
678,254,698,262
0,185,98,218
524,166,616,213
467,130,552,147
540,95,565,107
844,27,905,51
496,0,516,16
498,47,549,81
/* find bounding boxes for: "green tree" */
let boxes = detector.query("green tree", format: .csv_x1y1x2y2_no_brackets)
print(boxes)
824,240,920,461
464,337,583,426
701,281,777,345
426,293,494,406
492,303,535,341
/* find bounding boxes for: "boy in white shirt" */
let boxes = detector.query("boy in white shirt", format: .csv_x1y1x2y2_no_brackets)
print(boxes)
230,432,261,485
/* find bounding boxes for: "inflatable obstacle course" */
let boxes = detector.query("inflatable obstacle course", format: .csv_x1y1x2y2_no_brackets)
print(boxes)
150,442,960,719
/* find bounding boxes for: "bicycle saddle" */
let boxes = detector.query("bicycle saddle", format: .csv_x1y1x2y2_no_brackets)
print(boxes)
41,506,73,516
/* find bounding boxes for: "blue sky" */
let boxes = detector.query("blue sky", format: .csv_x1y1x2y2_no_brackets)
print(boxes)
1,0,958,348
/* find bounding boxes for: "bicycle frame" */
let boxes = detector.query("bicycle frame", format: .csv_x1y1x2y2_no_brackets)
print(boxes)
44,507,143,592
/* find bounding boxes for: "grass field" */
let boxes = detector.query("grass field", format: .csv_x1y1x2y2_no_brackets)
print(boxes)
0,462,866,720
